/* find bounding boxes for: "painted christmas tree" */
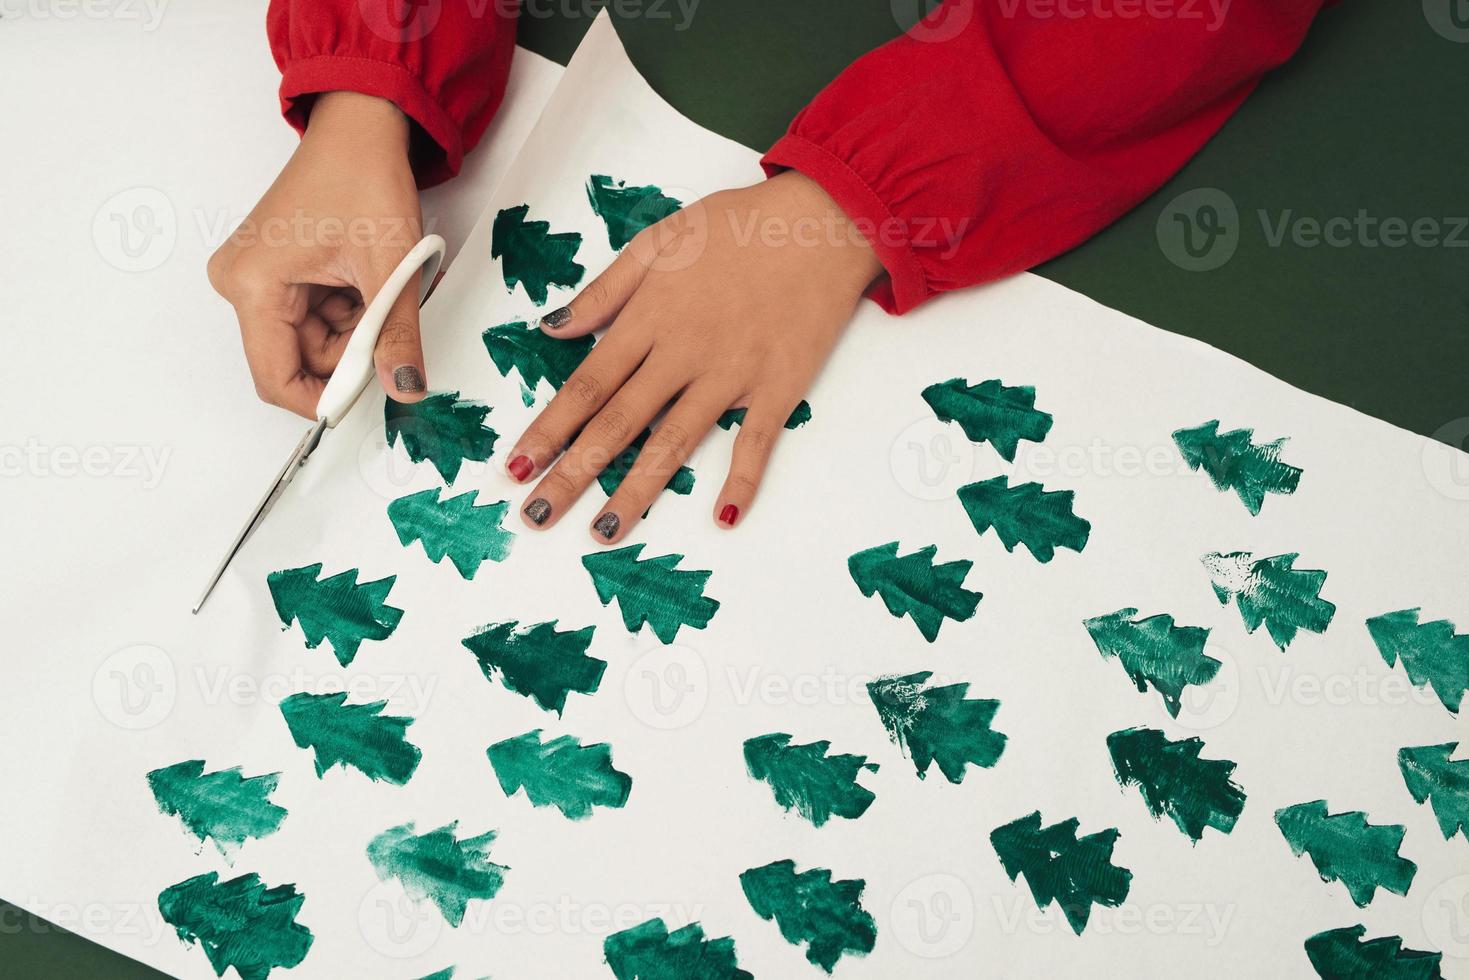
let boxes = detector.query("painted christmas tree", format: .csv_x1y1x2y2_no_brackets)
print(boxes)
743,733,878,827
1274,801,1417,907
1366,608,1468,714
384,390,498,484
597,428,696,498
1173,419,1302,515
739,860,876,974
1202,551,1336,651
604,918,752,980
867,671,1006,783
957,476,1090,562
146,760,287,858
921,377,1053,461
461,619,605,716
266,563,403,667
157,871,313,980
585,174,684,250
278,691,421,785
1304,925,1444,980
366,821,508,927
490,204,585,304
990,811,1132,935
847,541,982,642
486,729,632,820
1083,608,1219,718
1398,742,1469,842
582,543,720,643
482,319,595,406
1106,727,1246,842
387,488,514,579
716,400,812,431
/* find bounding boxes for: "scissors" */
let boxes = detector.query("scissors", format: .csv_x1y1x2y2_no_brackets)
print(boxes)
191,234,447,614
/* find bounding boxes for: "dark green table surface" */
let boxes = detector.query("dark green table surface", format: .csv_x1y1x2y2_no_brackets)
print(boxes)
8,2,1464,977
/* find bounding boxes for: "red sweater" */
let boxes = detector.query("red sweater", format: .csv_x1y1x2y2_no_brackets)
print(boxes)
268,0,1328,314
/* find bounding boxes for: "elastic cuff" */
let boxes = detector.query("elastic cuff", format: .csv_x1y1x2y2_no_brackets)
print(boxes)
279,55,463,188
761,133,929,315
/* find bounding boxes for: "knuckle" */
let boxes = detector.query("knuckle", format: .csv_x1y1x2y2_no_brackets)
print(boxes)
382,312,418,336
378,314,419,348
230,277,279,316
205,248,232,296
739,427,775,460
591,408,632,441
565,373,605,408
579,274,613,312
517,427,552,458
540,467,579,497
651,421,693,457
251,379,280,407
726,471,759,496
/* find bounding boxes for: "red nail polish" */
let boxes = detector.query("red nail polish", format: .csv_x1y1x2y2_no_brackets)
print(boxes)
508,455,533,482
719,504,740,526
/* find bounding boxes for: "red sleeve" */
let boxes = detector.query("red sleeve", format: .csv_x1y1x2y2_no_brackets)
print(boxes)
762,0,1329,314
267,0,517,188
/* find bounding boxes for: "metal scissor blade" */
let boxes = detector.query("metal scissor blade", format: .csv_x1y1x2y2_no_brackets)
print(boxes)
191,418,328,614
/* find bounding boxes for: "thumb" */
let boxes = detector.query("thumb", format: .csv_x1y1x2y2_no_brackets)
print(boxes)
536,229,655,338
373,267,427,403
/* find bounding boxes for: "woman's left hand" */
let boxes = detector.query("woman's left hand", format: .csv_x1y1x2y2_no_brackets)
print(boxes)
504,170,884,543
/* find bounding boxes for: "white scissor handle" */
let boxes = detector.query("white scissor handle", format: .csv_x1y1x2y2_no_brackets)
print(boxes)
315,234,447,427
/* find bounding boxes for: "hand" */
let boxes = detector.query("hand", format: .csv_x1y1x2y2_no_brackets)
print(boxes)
207,91,426,418
505,170,884,541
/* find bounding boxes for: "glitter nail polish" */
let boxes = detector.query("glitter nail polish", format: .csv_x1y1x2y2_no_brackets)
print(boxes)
524,498,552,525
393,365,425,393
592,512,620,539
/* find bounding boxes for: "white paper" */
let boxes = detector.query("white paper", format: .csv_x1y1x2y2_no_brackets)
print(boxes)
3,9,1467,979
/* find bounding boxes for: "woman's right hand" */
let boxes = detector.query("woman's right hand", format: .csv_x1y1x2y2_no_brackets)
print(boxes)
207,91,428,419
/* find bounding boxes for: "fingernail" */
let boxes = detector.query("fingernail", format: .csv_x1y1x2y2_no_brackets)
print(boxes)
524,498,552,526
508,455,534,482
393,365,425,393
540,306,573,330
718,504,740,527
592,512,620,540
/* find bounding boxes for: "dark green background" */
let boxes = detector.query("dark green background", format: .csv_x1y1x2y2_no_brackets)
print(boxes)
8,2,1463,977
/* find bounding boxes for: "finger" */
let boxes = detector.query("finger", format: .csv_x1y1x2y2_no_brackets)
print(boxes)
713,391,800,529
535,229,656,338
315,287,363,330
591,383,732,544
519,364,679,530
298,287,364,376
297,312,354,378
236,299,327,419
504,324,652,483
372,268,426,403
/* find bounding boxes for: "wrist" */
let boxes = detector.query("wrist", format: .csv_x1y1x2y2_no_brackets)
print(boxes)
765,170,885,289
303,91,411,166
